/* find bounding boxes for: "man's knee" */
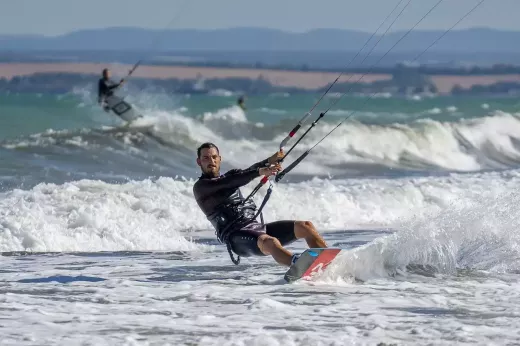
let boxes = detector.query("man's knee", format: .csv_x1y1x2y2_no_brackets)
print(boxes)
295,220,316,237
257,234,282,255
298,220,315,229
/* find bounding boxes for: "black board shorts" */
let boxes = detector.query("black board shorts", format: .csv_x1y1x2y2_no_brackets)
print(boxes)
228,220,297,257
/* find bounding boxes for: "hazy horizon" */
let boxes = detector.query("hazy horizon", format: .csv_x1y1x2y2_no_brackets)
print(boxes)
1,0,517,36
3,25,520,38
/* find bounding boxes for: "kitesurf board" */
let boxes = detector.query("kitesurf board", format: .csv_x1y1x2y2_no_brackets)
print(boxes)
284,248,342,283
104,95,142,122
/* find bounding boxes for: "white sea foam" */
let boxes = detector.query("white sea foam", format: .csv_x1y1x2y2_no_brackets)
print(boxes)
0,179,208,252
2,169,520,345
146,107,520,173
2,169,520,253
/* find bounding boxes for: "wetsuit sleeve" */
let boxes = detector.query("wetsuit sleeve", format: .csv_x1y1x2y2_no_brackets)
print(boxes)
98,79,122,103
107,81,120,91
247,158,268,170
97,79,105,103
194,168,260,199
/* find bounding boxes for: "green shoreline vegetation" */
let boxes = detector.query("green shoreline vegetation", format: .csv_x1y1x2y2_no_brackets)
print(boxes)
0,63,519,96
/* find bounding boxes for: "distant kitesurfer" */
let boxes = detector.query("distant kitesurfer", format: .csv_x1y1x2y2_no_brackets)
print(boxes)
237,96,246,110
98,68,125,112
193,142,328,267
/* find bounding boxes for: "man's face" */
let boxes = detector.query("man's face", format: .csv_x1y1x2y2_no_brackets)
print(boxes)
197,147,221,177
104,70,111,79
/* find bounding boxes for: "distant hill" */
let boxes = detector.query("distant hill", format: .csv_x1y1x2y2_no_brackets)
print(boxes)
1,27,519,53
1,27,520,69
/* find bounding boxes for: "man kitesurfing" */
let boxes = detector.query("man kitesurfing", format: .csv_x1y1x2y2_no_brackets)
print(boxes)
95,66,144,125
193,142,328,267
190,0,486,273
97,68,125,112
237,96,246,110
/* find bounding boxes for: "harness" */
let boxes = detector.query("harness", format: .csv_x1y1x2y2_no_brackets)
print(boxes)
217,180,274,265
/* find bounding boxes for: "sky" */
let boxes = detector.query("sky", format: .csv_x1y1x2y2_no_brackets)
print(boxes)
0,0,516,36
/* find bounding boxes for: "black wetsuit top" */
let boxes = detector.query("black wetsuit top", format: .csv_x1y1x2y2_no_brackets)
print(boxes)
193,159,268,241
98,78,120,103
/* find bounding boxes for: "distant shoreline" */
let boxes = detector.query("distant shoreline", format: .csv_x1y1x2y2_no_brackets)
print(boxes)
0,62,390,90
1,62,520,94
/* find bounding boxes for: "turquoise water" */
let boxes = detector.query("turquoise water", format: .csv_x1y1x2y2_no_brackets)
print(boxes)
1,89,520,192
1,92,519,140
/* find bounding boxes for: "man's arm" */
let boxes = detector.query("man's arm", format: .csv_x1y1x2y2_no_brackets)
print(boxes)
246,150,284,171
194,168,260,200
247,159,268,171
107,81,122,91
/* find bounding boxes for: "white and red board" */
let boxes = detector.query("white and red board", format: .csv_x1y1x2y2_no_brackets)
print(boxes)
284,248,342,283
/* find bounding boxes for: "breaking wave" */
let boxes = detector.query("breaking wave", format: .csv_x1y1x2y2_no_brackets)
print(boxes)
5,104,520,179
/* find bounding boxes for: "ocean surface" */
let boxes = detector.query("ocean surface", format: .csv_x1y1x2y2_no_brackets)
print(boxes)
1,87,520,345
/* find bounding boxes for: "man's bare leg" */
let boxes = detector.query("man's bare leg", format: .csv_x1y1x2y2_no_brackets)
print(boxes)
257,234,292,267
294,221,327,249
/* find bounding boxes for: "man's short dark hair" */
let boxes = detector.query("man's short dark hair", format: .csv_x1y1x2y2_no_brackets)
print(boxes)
197,142,219,158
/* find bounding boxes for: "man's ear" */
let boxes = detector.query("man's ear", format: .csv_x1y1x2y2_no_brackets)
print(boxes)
196,158,202,167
